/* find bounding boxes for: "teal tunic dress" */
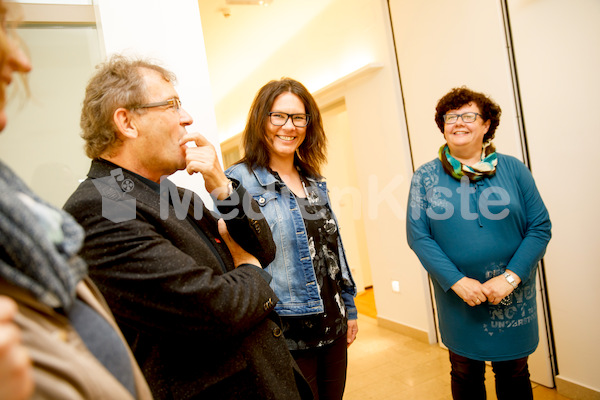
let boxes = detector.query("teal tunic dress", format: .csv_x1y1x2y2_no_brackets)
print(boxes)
406,153,551,361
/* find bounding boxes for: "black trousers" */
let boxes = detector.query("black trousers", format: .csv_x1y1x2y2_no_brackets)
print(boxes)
449,351,533,400
290,335,348,400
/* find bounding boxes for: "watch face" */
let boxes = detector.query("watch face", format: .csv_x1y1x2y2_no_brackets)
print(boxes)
504,272,517,288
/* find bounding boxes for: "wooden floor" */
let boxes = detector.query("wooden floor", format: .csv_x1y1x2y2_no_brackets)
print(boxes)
354,287,377,319
346,289,570,400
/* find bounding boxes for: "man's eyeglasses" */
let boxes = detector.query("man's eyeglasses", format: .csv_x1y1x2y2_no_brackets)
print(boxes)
269,112,310,127
443,112,482,124
136,98,182,112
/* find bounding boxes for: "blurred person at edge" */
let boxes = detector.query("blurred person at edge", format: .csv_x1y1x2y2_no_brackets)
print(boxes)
0,296,32,400
0,4,33,400
226,78,358,400
406,86,551,400
0,1,153,399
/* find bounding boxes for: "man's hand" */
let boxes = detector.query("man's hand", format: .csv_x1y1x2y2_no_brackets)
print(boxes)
180,132,231,199
218,219,261,268
450,276,487,307
0,296,34,400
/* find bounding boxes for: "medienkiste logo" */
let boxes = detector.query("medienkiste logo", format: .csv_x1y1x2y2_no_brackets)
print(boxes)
91,168,136,223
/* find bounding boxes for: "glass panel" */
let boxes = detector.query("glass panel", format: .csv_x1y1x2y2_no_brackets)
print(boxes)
1,26,102,207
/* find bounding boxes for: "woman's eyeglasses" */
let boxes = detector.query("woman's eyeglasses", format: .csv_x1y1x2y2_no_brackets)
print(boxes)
268,112,310,127
443,112,481,124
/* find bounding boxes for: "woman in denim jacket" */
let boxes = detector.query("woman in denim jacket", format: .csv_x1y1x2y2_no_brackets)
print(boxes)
226,78,358,400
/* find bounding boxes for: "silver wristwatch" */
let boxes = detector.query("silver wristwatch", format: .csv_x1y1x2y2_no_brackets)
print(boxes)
503,272,518,289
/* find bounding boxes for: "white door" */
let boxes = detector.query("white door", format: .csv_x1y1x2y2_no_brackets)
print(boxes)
321,100,373,293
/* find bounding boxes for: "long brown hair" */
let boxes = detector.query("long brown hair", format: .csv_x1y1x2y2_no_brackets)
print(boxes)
239,78,327,178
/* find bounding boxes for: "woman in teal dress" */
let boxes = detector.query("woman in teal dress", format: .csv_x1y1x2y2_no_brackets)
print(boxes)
406,86,551,399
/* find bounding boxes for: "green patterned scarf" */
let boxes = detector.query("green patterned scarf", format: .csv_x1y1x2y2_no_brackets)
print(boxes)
439,142,498,181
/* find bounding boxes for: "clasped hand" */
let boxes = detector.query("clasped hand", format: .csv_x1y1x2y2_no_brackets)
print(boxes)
451,271,520,307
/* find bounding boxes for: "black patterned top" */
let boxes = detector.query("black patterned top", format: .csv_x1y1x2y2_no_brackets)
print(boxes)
281,179,348,350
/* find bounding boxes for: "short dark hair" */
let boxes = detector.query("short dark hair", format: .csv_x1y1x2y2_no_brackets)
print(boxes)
239,78,327,178
435,86,502,143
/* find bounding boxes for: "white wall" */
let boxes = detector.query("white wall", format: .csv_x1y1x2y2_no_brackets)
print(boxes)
1,26,101,208
95,0,219,203
507,0,600,393
389,0,524,166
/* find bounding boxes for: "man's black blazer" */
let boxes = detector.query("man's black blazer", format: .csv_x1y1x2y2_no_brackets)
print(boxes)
64,158,312,400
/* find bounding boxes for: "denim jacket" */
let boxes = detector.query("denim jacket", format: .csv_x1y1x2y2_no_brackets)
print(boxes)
226,164,357,320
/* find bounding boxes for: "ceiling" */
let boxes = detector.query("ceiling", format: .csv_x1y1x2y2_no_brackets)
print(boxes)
197,0,333,104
